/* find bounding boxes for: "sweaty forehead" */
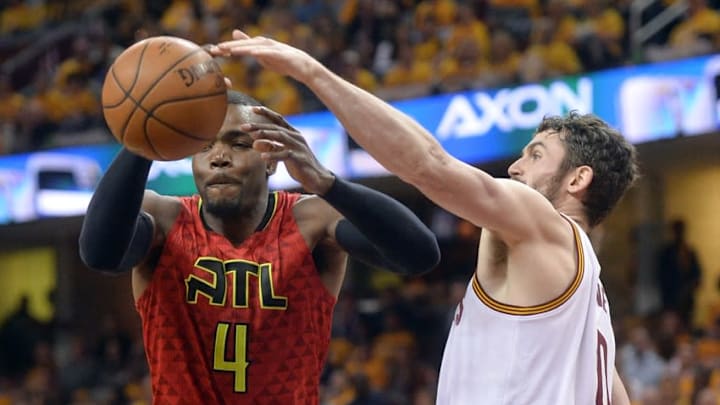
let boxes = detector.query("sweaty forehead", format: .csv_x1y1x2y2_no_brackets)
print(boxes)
222,105,272,128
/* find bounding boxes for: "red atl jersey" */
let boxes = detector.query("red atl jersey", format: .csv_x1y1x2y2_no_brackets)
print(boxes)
136,191,336,404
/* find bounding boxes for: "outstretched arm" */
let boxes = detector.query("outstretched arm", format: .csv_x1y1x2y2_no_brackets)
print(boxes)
321,177,440,275
213,32,560,243
246,106,439,275
79,149,157,273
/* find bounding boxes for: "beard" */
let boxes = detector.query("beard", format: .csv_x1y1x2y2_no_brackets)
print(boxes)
534,169,567,205
203,194,243,218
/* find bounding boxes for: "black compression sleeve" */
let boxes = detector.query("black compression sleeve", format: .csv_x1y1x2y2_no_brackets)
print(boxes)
78,148,154,273
321,177,440,275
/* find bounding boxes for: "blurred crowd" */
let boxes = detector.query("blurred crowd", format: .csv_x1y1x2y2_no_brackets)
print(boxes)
0,216,719,404
2,0,720,154
2,0,720,404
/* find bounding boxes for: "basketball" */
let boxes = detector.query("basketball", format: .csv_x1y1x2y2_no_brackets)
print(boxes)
101,36,228,161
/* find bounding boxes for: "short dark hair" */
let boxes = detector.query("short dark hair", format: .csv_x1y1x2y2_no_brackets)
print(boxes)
227,89,262,106
537,111,639,227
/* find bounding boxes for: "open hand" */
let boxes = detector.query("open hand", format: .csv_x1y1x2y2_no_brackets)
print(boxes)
208,30,318,83
240,106,334,194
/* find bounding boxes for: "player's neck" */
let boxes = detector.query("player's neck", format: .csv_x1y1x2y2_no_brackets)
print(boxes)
202,193,273,245
555,202,590,234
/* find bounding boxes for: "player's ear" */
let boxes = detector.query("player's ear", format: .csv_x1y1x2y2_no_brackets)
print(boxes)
568,165,593,193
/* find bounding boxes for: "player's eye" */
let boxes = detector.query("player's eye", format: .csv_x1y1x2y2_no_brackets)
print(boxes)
232,142,251,150
201,142,215,152
531,152,541,160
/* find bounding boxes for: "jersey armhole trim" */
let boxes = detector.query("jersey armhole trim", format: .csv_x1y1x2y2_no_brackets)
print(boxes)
472,216,585,315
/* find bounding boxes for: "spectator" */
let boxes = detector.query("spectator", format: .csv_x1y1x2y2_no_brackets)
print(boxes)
0,74,25,153
484,29,522,86
0,295,48,379
0,0,47,35
521,18,583,82
669,0,720,49
573,0,626,71
378,44,433,100
619,325,667,400
657,219,703,326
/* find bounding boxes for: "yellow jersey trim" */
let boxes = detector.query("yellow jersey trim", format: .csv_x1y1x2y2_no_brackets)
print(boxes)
258,191,279,231
472,217,585,316
197,191,279,232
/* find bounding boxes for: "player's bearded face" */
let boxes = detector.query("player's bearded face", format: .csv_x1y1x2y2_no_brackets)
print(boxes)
193,106,272,218
530,168,567,205
510,130,570,206
203,190,244,217
195,160,268,218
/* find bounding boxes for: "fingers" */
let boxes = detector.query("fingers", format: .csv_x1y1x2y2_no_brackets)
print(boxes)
207,29,252,56
252,139,280,153
257,149,294,161
207,28,277,58
233,29,250,40
244,126,303,146
251,107,292,129
207,44,228,57
224,77,232,89
253,139,294,161
215,36,274,53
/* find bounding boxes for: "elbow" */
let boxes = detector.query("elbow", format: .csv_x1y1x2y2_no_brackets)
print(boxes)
414,232,442,274
393,230,441,276
78,232,129,275
79,249,128,275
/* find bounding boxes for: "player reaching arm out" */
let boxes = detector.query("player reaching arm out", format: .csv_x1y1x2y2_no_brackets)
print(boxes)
78,90,440,403
211,31,564,245
79,92,440,292
212,31,639,405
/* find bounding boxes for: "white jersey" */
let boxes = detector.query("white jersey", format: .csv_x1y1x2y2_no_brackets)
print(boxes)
437,217,615,405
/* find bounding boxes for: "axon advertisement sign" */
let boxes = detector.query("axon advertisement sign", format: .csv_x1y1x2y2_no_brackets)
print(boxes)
346,53,720,177
0,54,718,225
435,79,593,138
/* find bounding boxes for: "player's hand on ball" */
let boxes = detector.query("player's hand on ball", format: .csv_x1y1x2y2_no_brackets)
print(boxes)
201,44,234,89
209,30,318,83
240,107,334,195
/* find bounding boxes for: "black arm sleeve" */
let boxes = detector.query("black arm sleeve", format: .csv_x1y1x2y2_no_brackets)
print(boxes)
78,148,154,274
321,177,440,276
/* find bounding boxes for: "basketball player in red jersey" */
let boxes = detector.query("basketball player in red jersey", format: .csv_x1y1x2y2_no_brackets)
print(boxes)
211,31,636,404
79,90,440,404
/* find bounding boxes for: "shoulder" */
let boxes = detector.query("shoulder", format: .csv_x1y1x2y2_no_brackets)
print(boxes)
291,193,336,221
291,193,344,238
495,179,570,242
141,190,184,232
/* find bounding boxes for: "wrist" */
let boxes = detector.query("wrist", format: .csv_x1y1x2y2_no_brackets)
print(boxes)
314,171,336,196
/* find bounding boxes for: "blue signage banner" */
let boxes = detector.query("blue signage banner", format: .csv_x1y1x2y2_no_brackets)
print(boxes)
341,53,720,178
0,54,718,225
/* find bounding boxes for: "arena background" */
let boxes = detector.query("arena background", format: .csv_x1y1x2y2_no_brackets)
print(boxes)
0,0,719,404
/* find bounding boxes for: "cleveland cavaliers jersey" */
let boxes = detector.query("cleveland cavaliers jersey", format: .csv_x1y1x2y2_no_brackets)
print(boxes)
135,191,336,404
437,216,615,405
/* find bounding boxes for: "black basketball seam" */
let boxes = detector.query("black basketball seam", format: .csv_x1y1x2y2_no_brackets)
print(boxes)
102,40,218,159
142,121,166,160
114,41,151,143
103,42,147,109
146,90,227,141
144,90,226,160
138,48,207,156
118,46,206,148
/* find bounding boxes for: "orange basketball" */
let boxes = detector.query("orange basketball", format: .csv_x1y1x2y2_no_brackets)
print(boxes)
102,36,228,161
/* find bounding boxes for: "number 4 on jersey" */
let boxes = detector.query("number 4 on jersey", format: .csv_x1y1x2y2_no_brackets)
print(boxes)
213,323,250,392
